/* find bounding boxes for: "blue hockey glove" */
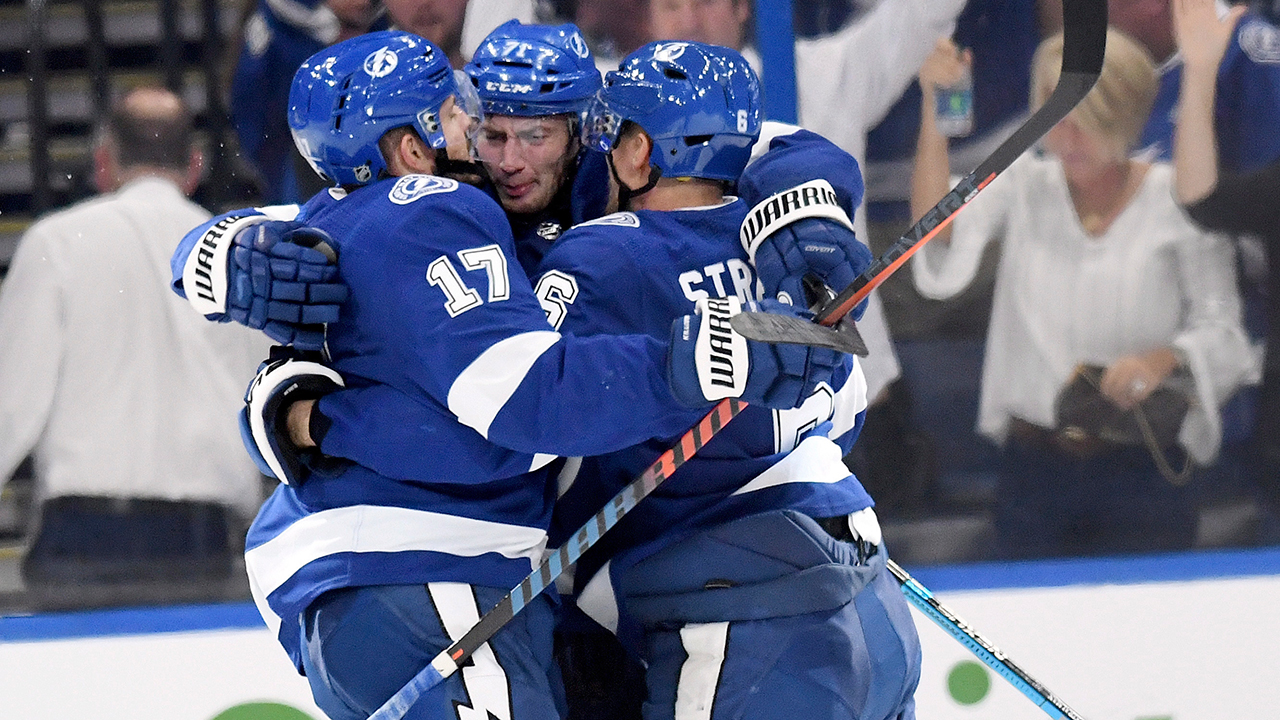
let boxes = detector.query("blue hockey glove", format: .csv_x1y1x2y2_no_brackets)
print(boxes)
668,297,848,410
226,221,348,351
741,179,872,318
239,347,345,486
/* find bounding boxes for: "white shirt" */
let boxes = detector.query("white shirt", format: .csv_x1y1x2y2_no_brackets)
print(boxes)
912,157,1257,464
0,177,273,515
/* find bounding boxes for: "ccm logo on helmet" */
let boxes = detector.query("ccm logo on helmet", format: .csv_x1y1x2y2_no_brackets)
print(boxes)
486,81,533,94
364,47,399,78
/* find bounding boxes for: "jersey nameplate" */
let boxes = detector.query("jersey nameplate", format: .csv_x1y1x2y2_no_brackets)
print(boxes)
389,175,459,205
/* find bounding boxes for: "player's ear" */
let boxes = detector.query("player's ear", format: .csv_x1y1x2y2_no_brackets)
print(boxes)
388,129,436,176
614,129,654,191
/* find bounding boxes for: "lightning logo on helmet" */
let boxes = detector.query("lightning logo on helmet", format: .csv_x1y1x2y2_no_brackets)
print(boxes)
363,46,399,78
567,32,589,59
653,43,688,63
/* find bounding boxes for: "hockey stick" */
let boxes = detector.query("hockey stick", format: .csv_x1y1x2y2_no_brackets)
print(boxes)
740,0,1107,334
368,2,1105,717
888,561,1084,719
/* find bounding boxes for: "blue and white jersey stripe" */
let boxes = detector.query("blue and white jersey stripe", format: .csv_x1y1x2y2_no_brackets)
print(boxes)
245,483,550,668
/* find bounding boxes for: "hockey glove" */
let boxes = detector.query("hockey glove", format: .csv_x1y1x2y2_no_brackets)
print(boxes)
240,347,345,486
668,297,848,410
226,221,348,351
742,179,872,318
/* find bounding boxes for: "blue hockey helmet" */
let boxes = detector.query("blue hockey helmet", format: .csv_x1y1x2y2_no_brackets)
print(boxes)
464,20,602,121
584,41,761,182
288,30,473,186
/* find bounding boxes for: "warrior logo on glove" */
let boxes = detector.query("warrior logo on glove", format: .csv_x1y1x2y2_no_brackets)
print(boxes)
697,297,749,398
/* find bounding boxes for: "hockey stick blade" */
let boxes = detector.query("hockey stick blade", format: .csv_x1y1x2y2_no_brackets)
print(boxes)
729,311,868,356
888,560,1085,720
368,1,1105,717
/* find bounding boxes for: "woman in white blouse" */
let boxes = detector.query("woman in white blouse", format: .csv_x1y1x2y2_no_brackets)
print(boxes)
908,29,1256,559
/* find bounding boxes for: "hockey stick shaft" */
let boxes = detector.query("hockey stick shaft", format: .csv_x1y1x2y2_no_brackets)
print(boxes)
369,2,1105,717
367,401,744,720
888,560,1085,720
816,0,1105,325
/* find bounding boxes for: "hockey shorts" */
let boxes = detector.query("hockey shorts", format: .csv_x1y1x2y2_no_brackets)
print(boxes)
300,582,564,720
617,509,922,720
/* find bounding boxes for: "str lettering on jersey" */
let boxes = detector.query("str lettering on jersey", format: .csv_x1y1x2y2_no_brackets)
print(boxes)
678,259,757,304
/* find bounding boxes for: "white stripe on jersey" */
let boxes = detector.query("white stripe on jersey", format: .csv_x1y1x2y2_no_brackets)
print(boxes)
447,330,562,439
675,622,730,720
831,357,869,440
245,504,548,629
575,559,619,634
730,434,853,497
428,583,513,720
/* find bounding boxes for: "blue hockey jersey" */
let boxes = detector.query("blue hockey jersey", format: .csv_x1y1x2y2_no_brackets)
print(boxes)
539,130,876,631
540,205,872,597
170,176,722,671
1139,13,1280,173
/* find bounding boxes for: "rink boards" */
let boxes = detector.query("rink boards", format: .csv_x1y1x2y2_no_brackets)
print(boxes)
2,547,1278,720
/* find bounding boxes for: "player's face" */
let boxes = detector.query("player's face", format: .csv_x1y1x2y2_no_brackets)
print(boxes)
649,0,750,50
475,115,577,215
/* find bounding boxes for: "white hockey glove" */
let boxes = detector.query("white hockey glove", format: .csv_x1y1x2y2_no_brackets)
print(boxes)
667,297,848,410
240,348,345,486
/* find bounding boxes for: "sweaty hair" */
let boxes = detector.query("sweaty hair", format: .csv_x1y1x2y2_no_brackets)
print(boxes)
1031,28,1157,158
103,86,195,170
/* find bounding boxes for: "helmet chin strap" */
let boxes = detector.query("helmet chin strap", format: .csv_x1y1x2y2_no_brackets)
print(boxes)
435,150,487,185
607,153,662,211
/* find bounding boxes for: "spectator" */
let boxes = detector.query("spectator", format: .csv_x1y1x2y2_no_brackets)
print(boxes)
1110,0,1280,172
909,31,1255,559
863,0,1059,340
0,86,272,609
639,0,968,407
1112,0,1280,515
230,0,386,204
1172,0,1280,534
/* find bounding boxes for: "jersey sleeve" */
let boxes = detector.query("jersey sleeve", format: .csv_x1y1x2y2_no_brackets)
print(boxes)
1185,159,1280,245
740,125,864,215
329,184,700,458
532,222,653,336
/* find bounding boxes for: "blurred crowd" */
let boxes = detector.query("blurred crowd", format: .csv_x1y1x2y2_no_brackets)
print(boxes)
2,0,1280,612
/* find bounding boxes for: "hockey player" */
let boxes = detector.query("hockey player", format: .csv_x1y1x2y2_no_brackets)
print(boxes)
533,41,923,720
170,31,849,720
464,19,611,272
